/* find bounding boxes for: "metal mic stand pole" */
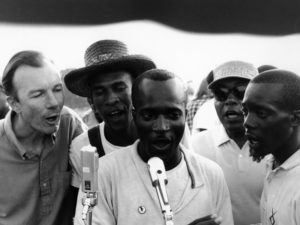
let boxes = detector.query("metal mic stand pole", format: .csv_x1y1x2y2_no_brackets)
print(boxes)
82,192,98,225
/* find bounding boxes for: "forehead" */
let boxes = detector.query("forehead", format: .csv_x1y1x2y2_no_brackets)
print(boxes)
243,82,284,107
136,78,186,107
90,70,132,87
13,63,61,91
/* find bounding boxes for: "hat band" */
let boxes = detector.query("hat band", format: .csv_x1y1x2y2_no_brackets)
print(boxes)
87,53,126,66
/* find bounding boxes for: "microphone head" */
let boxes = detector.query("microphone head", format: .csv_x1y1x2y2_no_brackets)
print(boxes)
147,157,167,186
81,145,99,193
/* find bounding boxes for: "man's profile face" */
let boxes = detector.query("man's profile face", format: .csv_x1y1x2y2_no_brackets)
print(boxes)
12,62,64,135
133,78,186,163
212,78,249,135
242,82,292,162
90,70,133,131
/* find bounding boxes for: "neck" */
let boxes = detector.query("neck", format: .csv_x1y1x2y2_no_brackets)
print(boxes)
273,131,300,165
137,142,182,171
104,120,137,146
164,149,182,171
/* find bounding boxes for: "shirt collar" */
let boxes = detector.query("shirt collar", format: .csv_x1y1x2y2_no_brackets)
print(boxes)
278,150,300,170
180,143,204,188
4,110,56,160
211,124,231,147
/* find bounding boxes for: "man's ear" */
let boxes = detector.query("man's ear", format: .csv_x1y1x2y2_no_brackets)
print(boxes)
291,109,300,126
7,96,21,113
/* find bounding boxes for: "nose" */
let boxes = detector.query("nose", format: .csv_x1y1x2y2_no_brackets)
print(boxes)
105,90,119,106
243,113,256,131
225,92,240,105
46,91,59,109
152,115,170,132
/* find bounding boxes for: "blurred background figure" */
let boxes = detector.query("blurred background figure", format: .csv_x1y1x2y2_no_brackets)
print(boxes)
186,71,214,132
257,64,277,73
192,60,267,225
191,71,220,134
0,84,9,119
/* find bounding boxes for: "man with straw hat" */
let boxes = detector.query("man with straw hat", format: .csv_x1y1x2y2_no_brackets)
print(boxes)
65,39,156,190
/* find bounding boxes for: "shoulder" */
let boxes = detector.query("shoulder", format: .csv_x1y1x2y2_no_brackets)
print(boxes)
191,129,217,157
191,129,212,142
59,106,87,138
98,144,135,171
184,148,224,179
70,130,89,149
60,106,84,123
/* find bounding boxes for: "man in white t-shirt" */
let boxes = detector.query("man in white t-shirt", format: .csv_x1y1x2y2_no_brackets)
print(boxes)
74,69,233,225
243,69,300,225
192,61,266,225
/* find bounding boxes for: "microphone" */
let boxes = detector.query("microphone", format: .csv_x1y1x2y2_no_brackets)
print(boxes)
148,157,174,225
81,145,99,225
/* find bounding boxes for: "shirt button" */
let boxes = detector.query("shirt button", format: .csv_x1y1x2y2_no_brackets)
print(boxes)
43,183,47,187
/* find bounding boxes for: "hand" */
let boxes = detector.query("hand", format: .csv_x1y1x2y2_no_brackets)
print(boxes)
187,214,222,225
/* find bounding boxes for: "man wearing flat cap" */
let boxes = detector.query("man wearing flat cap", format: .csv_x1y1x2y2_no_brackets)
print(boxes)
191,61,268,225
65,40,156,190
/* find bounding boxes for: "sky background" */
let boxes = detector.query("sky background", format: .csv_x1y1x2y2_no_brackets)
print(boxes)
0,20,299,92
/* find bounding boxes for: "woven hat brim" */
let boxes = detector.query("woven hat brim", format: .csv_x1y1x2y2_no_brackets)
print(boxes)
208,76,250,89
64,55,156,97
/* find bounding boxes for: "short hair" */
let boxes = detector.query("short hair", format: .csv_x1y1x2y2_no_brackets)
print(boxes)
2,50,51,97
132,69,188,108
257,64,277,73
250,69,300,110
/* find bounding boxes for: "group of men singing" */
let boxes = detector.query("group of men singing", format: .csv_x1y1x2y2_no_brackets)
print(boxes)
0,39,300,225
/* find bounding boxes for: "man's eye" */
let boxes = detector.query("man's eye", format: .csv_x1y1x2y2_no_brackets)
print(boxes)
54,87,63,92
141,113,153,121
31,92,43,98
115,85,127,92
168,112,181,120
256,110,268,118
94,89,104,96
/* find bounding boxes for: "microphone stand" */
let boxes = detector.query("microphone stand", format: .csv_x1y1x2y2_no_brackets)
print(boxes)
82,192,98,225
148,157,174,225
80,146,99,225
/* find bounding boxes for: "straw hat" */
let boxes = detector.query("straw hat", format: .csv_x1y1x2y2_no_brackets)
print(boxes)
64,40,156,97
209,60,258,89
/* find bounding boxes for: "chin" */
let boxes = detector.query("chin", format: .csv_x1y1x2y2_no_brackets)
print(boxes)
42,125,59,135
249,147,266,162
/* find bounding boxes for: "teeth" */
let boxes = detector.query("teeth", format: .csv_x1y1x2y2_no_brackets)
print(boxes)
227,114,238,118
110,111,120,115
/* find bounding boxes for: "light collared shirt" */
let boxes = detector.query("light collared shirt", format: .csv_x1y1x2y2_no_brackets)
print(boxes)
191,124,267,225
0,107,86,225
74,141,234,225
261,150,300,225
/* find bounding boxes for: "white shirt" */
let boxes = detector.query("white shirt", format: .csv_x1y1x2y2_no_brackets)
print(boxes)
191,125,267,225
74,141,234,225
192,99,220,134
261,150,300,225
